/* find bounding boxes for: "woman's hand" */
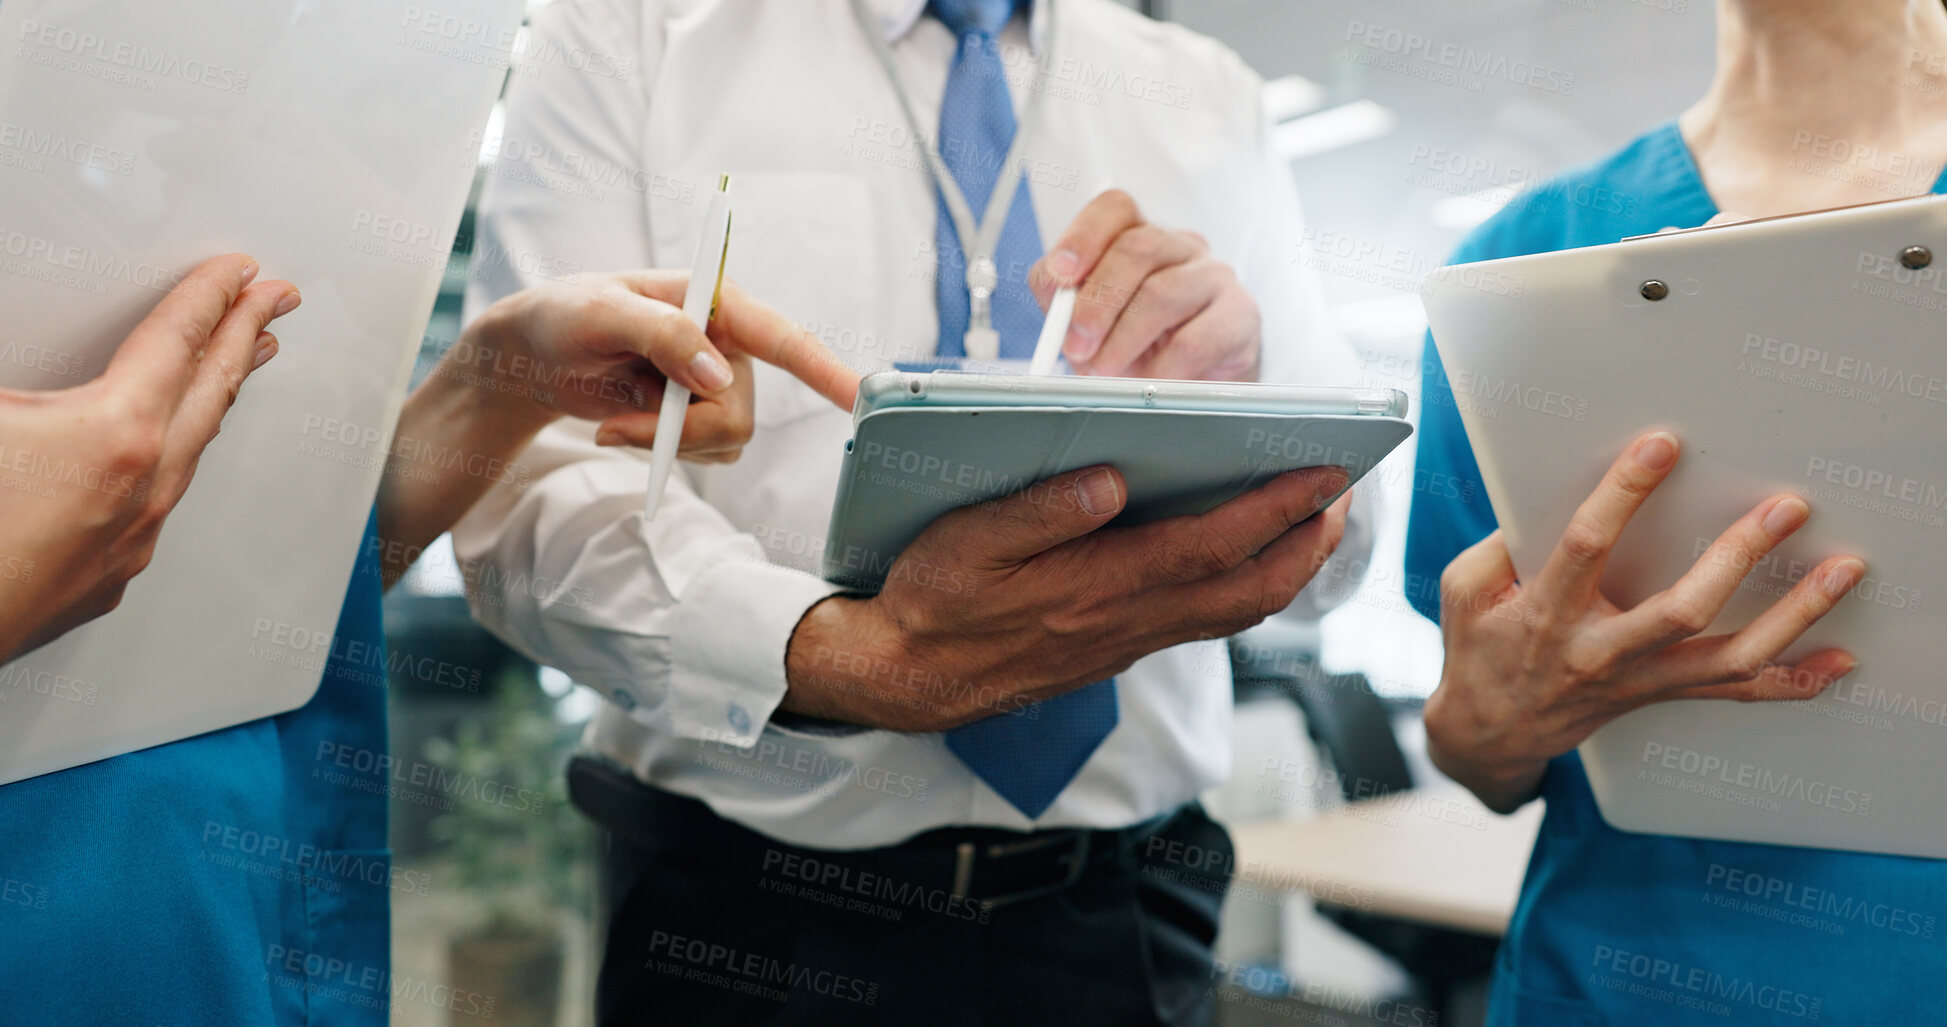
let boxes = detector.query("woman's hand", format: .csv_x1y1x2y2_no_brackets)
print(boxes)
0,254,300,663
453,270,860,462
1425,431,1864,813
379,270,861,585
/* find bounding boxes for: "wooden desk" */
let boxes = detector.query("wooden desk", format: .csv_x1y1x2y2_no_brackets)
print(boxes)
1226,791,1543,937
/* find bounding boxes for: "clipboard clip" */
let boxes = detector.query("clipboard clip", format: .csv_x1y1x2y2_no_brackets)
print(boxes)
1620,194,1941,302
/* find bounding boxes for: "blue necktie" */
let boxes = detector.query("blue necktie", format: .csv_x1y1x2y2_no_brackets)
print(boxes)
929,0,1118,819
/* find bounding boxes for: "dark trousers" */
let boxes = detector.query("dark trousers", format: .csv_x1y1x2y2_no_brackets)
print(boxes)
576,769,1234,1027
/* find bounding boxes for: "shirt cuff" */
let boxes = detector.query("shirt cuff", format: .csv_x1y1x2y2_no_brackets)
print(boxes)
665,558,843,747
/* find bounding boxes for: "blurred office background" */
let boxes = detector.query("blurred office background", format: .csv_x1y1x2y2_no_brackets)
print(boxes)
382,1,1718,1024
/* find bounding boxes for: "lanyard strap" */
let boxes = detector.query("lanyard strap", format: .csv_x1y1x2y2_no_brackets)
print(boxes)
851,0,1057,355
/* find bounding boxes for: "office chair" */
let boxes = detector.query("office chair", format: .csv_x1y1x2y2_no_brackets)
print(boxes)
1228,638,1498,1018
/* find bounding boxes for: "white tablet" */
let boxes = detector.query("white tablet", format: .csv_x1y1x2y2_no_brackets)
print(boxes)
1423,193,1947,858
821,371,1413,590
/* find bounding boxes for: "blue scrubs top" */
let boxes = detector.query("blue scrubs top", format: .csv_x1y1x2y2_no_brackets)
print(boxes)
1408,123,1947,1026
0,518,391,1027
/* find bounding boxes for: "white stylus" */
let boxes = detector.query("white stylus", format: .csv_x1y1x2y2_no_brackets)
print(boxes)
644,174,732,521
1028,287,1075,376
1029,178,1116,376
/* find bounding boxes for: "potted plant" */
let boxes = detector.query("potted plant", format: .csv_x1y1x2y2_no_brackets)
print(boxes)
426,667,594,1026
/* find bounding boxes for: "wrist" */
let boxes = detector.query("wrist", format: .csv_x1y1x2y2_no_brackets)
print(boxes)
430,296,563,443
783,595,952,732
1427,735,1546,814
1423,687,1547,813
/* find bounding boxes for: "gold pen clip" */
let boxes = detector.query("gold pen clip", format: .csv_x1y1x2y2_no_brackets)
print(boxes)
708,173,732,325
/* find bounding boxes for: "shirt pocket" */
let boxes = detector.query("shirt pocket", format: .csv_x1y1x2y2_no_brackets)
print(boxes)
656,171,880,429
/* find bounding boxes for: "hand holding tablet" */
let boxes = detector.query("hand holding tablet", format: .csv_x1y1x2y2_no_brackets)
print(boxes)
821,371,1411,590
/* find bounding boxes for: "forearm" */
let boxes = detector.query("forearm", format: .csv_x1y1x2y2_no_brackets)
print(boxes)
782,596,928,731
377,303,557,588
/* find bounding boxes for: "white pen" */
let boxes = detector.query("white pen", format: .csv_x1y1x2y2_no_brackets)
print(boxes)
1029,178,1117,376
644,174,733,521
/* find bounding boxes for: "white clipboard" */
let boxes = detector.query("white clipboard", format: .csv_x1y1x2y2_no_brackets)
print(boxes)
0,0,521,784
822,371,1414,590
1423,193,1947,858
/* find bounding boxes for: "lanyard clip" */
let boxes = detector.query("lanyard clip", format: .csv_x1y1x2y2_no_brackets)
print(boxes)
964,256,1001,359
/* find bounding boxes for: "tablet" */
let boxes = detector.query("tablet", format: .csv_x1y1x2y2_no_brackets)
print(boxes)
821,371,1413,590
1422,192,1947,858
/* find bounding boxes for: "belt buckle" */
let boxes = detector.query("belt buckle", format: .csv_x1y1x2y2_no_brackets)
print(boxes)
951,831,1092,909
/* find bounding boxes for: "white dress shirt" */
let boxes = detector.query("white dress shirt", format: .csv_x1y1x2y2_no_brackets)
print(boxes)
453,0,1369,849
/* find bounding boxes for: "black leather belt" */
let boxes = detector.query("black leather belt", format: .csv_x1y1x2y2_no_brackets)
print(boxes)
568,754,1179,909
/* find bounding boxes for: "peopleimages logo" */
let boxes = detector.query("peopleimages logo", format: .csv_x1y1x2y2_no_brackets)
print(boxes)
1705,864,1937,939
760,849,983,922
646,931,879,1006
15,19,252,94
0,228,184,293
1744,333,1947,404
1804,456,1947,511
1640,742,1872,816
0,339,86,380
0,121,136,175
0,663,99,707
1688,536,1924,613
1588,946,1822,1020
1821,677,1947,729
264,946,493,1017
1343,21,1576,95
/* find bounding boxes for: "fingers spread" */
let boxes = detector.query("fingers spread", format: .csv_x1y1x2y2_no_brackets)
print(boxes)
1664,648,1855,704
1626,556,1864,698
1598,494,1812,655
105,254,262,420
1533,431,1680,605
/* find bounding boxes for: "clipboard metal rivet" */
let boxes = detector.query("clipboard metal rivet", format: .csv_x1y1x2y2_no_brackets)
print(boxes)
1902,245,1932,270
1639,280,1669,301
